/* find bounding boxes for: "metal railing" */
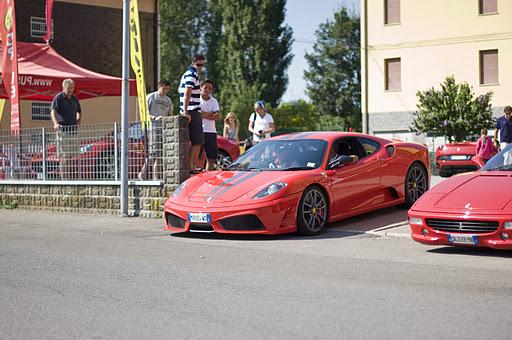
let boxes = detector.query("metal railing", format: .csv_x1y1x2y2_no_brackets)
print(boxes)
0,121,163,182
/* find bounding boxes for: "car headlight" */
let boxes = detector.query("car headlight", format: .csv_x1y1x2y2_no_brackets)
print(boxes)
173,182,187,198
409,217,423,226
253,182,287,199
503,222,512,229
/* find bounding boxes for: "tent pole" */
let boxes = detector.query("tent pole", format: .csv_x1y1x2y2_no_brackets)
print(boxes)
120,0,129,216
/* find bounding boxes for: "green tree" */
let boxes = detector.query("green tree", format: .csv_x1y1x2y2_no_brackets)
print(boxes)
304,7,360,131
411,76,494,142
159,0,208,114
218,0,293,110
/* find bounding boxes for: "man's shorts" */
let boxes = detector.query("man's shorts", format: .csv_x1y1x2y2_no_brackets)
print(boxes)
203,132,218,160
188,110,204,145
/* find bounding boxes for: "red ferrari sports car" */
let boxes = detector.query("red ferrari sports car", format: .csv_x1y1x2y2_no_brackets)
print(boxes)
435,142,480,177
164,132,430,235
409,144,512,249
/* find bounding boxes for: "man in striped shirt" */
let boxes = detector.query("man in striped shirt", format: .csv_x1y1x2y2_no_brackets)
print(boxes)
179,54,205,172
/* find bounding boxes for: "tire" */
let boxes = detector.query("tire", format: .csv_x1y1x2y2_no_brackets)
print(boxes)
403,163,428,208
216,150,232,169
296,186,328,235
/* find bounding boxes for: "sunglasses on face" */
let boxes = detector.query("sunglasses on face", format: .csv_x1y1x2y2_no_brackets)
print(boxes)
196,63,205,67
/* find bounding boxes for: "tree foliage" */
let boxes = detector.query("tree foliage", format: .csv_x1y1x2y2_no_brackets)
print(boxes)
411,76,494,142
218,0,293,110
304,7,360,131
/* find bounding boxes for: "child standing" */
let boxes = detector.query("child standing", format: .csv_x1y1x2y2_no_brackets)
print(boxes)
476,128,495,163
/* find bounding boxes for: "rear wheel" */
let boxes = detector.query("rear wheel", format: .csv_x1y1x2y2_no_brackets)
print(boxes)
403,163,428,208
297,186,328,235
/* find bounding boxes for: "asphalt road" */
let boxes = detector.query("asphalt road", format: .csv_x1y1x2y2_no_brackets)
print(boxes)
1,207,512,339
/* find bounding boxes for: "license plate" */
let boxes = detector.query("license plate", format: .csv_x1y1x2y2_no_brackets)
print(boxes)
188,212,211,224
451,155,467,160
448,234,478,245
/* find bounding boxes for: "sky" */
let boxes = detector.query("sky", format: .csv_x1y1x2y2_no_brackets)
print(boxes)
283,0,360,102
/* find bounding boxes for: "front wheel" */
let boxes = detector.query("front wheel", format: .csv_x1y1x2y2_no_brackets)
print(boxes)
297,186,328,235
403,163,428,208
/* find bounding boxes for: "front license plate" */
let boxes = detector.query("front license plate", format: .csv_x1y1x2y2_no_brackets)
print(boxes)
448,234,478,245
188,212,211,224
451,155,467,160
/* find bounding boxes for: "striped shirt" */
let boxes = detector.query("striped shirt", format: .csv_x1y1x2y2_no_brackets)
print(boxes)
179,65,201,112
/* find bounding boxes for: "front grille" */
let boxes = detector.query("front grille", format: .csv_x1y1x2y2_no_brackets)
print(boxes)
426,219,499,234
219,214,265,231
166,213,186,229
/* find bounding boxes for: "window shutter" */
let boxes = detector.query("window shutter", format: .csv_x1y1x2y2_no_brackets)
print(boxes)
386,58,401,90
479,0,497,14
385,0,400,24
480,50,498,84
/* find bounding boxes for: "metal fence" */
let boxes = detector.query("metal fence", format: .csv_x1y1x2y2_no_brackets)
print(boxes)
0,121,163,181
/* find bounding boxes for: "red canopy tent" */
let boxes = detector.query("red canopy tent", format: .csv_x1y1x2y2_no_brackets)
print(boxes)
0,42,136,101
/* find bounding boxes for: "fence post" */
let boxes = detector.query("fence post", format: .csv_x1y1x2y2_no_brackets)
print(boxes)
114,122,119,181
42,127,47,181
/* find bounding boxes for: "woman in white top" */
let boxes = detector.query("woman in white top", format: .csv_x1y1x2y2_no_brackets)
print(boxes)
248,100,275,143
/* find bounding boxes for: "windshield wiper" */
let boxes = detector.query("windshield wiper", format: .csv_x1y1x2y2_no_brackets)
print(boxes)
280,166,313,171
486,164,512,171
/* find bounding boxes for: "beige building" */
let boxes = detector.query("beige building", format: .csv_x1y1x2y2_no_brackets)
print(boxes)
0,0,157,131
361,0,512,143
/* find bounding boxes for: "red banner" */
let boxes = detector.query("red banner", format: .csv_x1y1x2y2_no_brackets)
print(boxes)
0,0,20,134
43,0,53,43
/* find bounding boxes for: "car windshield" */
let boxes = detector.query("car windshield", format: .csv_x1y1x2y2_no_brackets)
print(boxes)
228,139,326,171
481,144,512,171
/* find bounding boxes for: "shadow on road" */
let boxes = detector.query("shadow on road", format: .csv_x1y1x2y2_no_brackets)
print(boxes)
427,246,512,258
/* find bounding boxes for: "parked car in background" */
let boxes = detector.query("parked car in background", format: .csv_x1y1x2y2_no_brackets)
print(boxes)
28,123,240,180
409,144,512,250
435,141,479,177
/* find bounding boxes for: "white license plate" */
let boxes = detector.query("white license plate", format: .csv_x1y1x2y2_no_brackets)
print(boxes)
451,155,467,160
188,212,211,224
448,234,478,245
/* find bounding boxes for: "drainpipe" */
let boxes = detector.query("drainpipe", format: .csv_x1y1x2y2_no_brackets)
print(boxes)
361,0,369,134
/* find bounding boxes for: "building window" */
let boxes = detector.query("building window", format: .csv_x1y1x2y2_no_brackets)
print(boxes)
384,0,400,24
30,17,53,39
385,58,401,91
480,50,498,85
31,102,51,120
479,0,497,14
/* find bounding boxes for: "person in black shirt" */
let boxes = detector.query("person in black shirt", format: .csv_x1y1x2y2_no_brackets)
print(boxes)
50,78,82,179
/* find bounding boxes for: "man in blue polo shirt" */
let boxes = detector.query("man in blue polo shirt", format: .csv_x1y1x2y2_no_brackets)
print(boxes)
179,54,205,173
494,106,512,149
50,78,81,179
494,106,512,165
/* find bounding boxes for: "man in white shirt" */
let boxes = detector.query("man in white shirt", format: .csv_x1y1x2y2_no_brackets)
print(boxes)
200,79,221,171
248,100,275,143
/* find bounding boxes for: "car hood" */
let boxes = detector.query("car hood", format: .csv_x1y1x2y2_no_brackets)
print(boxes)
412,173,512,213
186,170,302,203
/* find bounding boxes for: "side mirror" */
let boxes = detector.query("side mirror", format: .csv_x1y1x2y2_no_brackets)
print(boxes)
328,155,354,169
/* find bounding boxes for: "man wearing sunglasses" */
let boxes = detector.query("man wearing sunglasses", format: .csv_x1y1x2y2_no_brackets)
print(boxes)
179,54,206,173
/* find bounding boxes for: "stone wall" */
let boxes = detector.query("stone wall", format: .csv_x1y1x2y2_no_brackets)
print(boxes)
0,116,189,218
